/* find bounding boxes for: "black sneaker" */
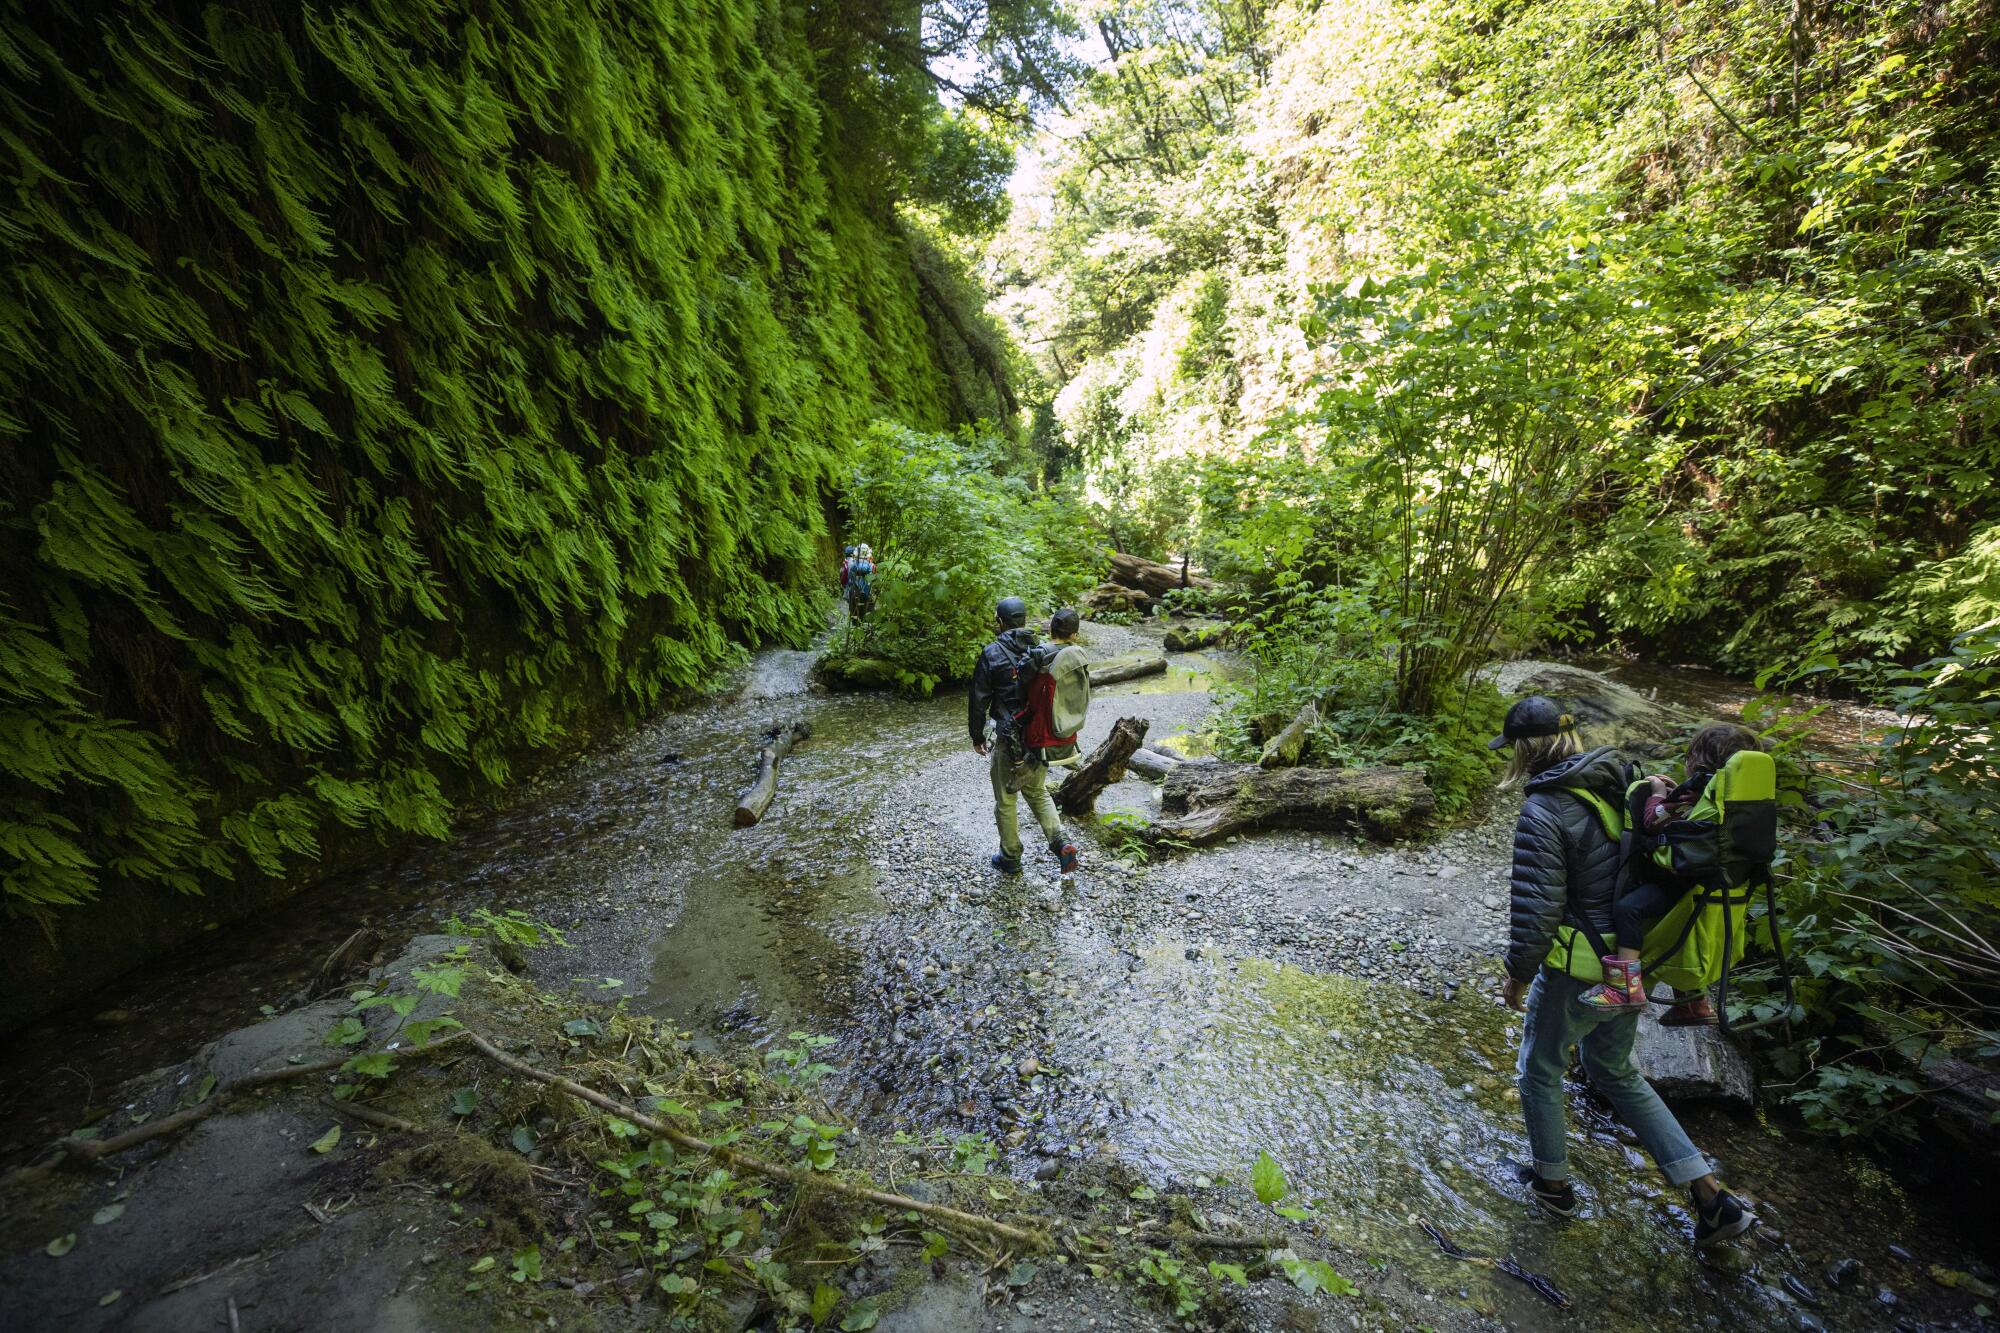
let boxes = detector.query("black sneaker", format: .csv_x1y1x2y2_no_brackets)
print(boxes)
1692,1187,1755,1246
990,853,1022,874
1514,1163,1579,1219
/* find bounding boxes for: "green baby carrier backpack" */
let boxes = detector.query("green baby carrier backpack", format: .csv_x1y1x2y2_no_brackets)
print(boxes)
1544,748,1791,1030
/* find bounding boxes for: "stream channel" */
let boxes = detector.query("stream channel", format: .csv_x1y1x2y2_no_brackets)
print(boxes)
2,620,1991,1332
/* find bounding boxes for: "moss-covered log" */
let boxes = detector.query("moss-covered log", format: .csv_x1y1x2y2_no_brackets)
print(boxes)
1150,763,1434,845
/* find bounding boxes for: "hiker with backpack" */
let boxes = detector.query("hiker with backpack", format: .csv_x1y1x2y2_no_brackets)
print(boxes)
968,597,1081,877
1493,696,1756,1246
1580,723,1764,1022
846,544,875,622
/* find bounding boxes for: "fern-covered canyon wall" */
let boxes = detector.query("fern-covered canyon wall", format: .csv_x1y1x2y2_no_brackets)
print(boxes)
0,0,1013,1025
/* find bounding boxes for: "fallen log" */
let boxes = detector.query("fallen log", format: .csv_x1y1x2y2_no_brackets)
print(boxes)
1125,747,1183,781
1055,716,1150,816
1089,653,1168,686
734,721,810,827
1149,762,1433,845
463,1031,1052,1253
1108,551,1214,598
1079,582,1153,615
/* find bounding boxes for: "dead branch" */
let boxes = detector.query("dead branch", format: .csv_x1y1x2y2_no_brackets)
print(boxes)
462,1031,1052,1252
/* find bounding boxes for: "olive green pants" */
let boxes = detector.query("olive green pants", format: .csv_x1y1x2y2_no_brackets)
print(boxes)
991,747,1063,863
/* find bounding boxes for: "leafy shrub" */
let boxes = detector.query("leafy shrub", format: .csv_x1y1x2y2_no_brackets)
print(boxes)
826,424,1105,691
1215,580,1504,818
1739,627,2000,1138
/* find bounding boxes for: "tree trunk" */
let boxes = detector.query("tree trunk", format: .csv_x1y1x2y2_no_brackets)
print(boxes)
1089,653,1168,686
1148,762,1433,845
1054,716,1150,816
733,721,810,827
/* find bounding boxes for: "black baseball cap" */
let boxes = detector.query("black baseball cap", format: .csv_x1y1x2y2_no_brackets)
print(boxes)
1488,695,1575,749
1050,607,1080,638
995,596,1028,628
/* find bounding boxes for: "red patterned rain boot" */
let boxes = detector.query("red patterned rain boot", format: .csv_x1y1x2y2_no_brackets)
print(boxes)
1581,956,1646,1008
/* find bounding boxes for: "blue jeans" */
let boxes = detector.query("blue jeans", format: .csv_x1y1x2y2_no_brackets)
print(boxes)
1517,969,1709,1186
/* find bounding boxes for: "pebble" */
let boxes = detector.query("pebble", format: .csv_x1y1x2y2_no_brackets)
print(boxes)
1826,1257,1862,1289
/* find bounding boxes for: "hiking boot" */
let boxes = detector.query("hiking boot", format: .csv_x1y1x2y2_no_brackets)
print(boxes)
1661,994,1718,1027
1692,1187,1755,1246
1514,1163,1579,1219
990,853,1022,874
1581,956,1646,1009
1056,842,1080,875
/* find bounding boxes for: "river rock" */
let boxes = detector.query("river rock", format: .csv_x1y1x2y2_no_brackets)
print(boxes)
1164,621,1226,653
1631,999,1757,1109
1480,660,1708,754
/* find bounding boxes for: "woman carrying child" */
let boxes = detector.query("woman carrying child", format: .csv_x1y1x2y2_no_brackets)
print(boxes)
1492,697,1755,1245
1580,723,1763,1023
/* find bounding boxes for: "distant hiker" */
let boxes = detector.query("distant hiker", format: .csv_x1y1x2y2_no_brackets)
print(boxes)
1493,696,1755,1246
846,544,875,622
1581,722,1764,1022
969,596,1080,876
840,545,856,590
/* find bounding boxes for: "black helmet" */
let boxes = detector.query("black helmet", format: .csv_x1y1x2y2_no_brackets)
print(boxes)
1049,607,1080,639
995,596,1028,628
1488,695,1575,750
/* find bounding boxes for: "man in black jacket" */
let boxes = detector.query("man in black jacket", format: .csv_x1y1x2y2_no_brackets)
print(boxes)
969,597,1078,875
1494,696,1754,1247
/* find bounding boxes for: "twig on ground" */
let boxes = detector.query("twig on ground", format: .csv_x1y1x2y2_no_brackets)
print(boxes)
321,1098,417,1133
53,1059,348,1165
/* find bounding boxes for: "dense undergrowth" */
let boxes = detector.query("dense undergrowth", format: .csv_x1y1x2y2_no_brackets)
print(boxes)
821,425,1105,693
0,1,1022,915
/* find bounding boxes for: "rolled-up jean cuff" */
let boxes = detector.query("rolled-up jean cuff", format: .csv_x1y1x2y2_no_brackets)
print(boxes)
1657,1151,1708,1186
1532,1158,1570,1183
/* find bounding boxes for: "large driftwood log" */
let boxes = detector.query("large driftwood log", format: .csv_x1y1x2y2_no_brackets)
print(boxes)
1125,747,1183,781
1108,551,1215,597
1089,653,1168,686
1055,716,1150,816
733,721,810,827
1148,762,1433,845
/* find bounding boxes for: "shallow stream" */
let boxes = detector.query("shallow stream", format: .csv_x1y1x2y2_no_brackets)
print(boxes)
1,624,1987,1331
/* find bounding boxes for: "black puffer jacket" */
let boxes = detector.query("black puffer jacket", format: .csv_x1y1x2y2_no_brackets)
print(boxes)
1504,747,1633,981
967,627,1041,745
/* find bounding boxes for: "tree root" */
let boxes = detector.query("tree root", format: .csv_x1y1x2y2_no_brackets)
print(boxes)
462,1030,1054,1253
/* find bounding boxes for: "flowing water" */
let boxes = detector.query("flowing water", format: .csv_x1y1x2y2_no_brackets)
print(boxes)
1,626,1988,1331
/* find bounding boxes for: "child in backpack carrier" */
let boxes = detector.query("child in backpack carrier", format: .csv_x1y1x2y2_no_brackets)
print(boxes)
1582,723,1763,1022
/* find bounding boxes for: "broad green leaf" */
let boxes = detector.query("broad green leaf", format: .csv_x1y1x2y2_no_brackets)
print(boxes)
1251,1150,1288,1205
309,1124,341,1154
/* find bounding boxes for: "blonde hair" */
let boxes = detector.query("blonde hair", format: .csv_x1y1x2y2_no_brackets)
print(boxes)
1501,728,1582,788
